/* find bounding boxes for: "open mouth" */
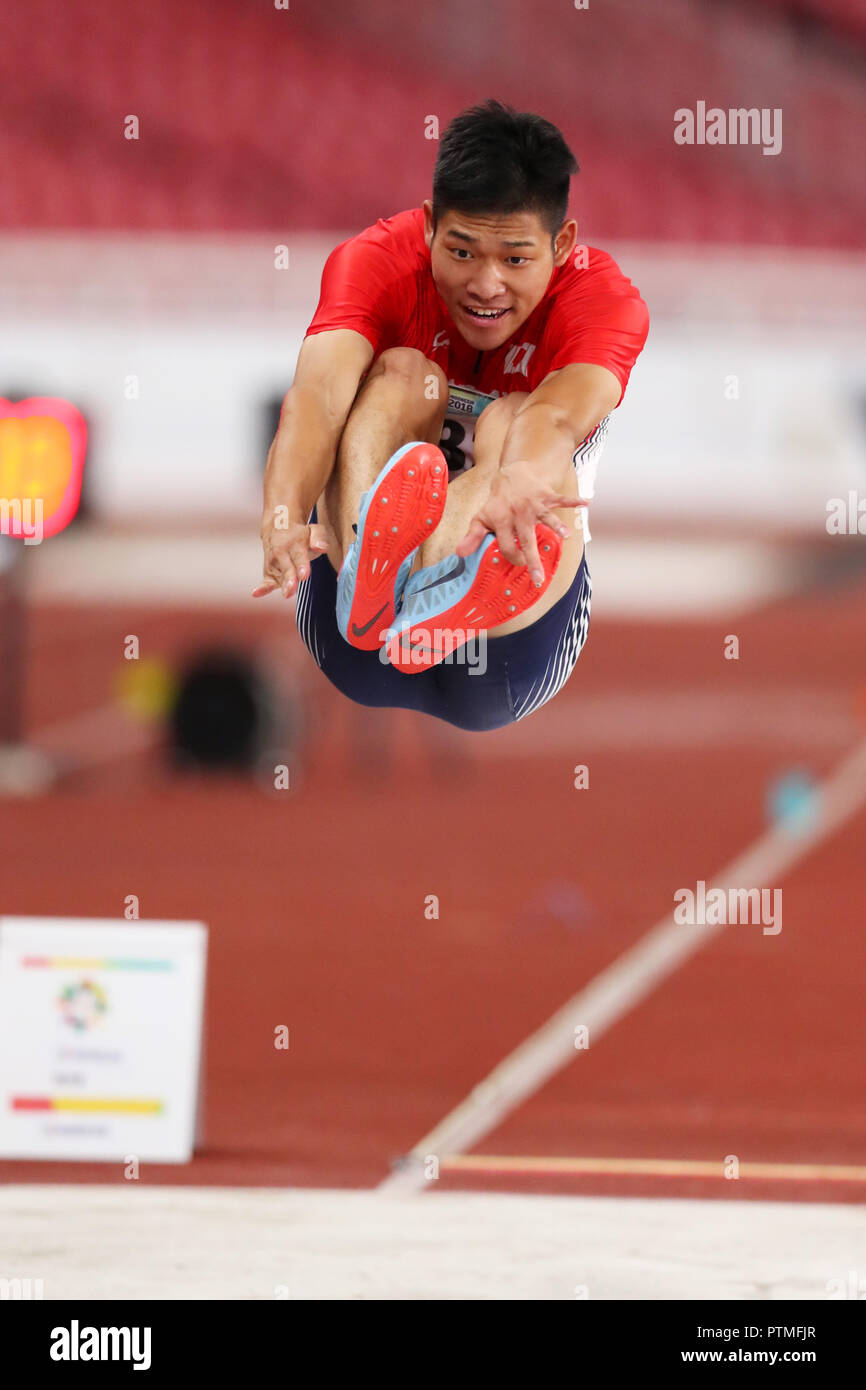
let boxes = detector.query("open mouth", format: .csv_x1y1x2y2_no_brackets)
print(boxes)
462,305,511,323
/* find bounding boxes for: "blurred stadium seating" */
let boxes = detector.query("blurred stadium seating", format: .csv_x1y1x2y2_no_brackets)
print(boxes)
1,0,862,244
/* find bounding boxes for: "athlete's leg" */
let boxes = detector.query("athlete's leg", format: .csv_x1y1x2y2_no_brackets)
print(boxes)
413,392,586,635
316,348,449,574
413,392,527,567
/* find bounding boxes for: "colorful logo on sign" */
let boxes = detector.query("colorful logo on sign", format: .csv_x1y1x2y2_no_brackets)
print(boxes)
58,979,108,1031
0,397,87,541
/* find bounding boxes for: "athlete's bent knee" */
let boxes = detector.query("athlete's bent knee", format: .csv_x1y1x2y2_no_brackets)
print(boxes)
369,348,448,418
375,347,443,386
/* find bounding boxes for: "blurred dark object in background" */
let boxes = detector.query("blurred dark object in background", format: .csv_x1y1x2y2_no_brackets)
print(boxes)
169,647,296,775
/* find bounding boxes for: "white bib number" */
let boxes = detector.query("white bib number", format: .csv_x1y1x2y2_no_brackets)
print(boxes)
439,385,499,479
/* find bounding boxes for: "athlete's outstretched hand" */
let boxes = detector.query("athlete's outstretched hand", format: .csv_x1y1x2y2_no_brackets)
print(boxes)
253,520,330,598
455,461,586,587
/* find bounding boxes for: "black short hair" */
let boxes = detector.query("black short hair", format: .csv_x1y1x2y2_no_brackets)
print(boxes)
432,100,578,237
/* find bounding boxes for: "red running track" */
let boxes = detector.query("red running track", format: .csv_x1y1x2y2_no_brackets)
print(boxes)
1,567,864,1202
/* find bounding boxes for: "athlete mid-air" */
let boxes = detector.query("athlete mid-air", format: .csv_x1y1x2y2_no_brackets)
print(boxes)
254,100,649,731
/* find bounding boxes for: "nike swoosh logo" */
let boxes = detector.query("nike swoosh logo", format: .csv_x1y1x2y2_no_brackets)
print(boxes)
351,603,388,637
412,557,466,594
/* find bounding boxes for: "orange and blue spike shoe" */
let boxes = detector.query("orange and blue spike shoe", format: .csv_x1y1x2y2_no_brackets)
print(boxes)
336,441,448,650
382,523,562,672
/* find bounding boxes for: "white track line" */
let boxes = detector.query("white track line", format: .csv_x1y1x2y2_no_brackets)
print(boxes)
441,1156,866,1182
379,737,866,1193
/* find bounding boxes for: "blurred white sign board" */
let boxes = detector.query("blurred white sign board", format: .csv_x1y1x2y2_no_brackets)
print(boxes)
0,917,207,1163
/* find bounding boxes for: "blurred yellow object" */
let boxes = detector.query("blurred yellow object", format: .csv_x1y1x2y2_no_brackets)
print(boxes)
114,658,177,722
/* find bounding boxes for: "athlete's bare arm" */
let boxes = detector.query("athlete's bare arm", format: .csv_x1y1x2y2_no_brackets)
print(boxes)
254,329,374,598
456,362,622,584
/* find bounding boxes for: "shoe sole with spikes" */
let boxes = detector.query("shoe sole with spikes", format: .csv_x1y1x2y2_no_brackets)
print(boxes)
382,523,563,672
336,441,448,650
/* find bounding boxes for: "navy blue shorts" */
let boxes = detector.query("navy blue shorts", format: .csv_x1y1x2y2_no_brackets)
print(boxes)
294,508,591,732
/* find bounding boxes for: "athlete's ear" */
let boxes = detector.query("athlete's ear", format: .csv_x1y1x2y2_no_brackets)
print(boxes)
423,200,435,249
553,218,578,267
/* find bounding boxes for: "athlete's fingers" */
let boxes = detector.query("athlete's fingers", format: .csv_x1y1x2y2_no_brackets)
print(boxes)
539,509,569,540
542,497,586,541
495,520,524,567
307,523,329,555
267,551,297,596
282,539,315,591
251,577,279,598
455,515,491,556
515,517,544,586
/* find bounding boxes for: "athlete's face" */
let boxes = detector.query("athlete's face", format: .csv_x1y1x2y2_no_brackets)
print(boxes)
424,202,578,351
